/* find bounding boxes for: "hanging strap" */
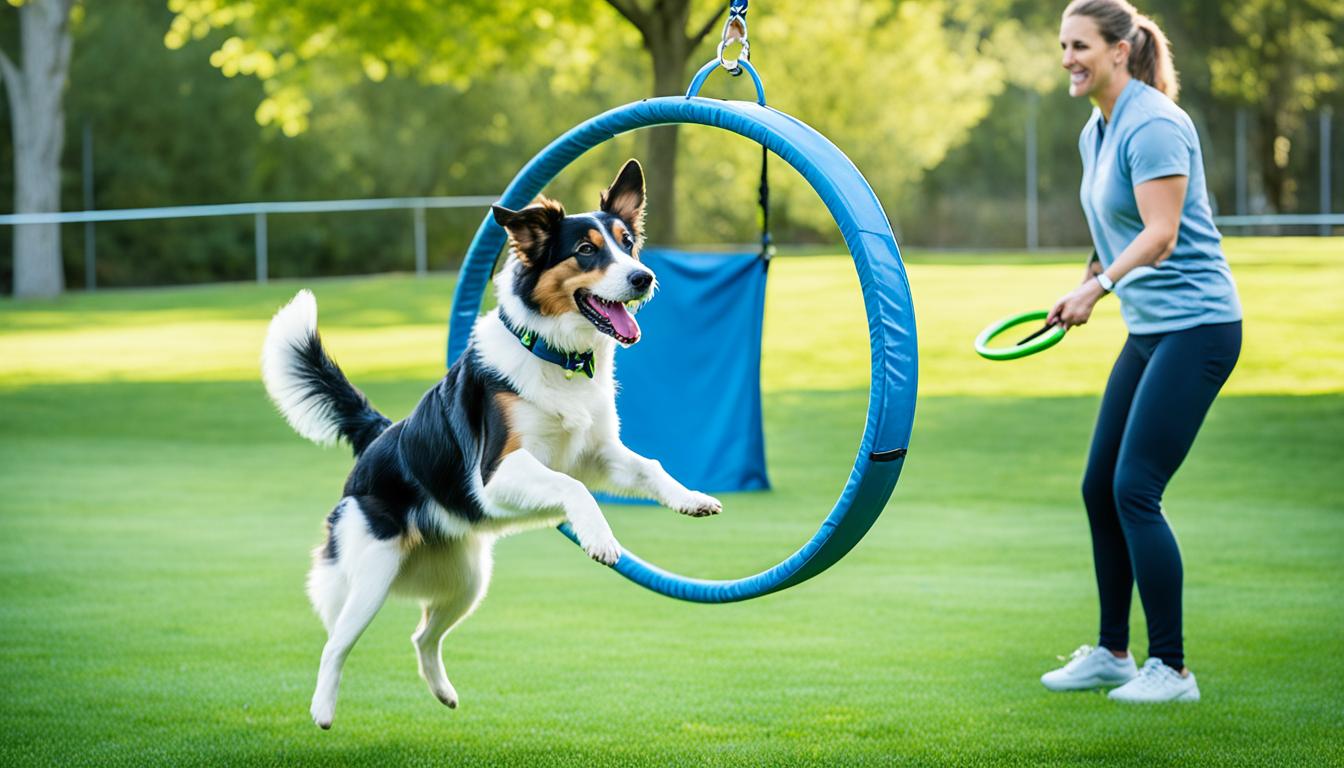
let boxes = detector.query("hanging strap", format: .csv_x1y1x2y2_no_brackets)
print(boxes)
723,1,769,262
758,145,773,263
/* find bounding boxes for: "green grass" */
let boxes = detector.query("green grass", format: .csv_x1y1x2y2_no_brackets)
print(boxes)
1,238,1341,766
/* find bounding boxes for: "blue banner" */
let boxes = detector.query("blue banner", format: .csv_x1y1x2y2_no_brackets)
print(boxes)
613,249,770,494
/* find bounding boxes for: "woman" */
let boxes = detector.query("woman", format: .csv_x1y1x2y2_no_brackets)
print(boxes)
1038,0,1241,703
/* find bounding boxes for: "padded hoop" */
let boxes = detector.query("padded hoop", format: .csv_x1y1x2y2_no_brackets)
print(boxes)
447,94,918,603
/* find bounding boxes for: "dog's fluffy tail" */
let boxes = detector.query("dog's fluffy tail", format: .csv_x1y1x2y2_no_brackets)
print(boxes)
261,290,391,456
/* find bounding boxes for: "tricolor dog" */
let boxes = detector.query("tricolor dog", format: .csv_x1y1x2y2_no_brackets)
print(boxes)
261,160,721,729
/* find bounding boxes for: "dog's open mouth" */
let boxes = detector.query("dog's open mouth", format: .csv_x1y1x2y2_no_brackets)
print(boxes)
575,289,641,345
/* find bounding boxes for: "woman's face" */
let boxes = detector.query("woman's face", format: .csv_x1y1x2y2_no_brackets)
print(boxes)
1060,14,1124,98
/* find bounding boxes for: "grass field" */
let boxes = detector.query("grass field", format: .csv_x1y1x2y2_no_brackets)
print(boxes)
1,238,1341,766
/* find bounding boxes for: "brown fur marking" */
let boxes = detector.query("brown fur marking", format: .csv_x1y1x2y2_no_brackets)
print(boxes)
531,257,605,317
586,228,605,250
494,392,523,457
611,221,641,259
399,522,426,553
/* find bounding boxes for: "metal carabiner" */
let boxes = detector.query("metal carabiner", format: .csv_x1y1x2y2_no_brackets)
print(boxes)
717,11,749,75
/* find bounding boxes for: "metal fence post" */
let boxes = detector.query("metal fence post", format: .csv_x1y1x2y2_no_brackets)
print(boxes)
1322,107,1333,237
1235,108,1249,216
83,121,96,291
414,205,427,276
255,212,268,284
1025,90,1039,251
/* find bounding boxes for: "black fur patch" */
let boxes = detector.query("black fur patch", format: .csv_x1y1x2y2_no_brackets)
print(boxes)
600,159,646,241
339,350,519,541
321,502,343,561
294,332,392,456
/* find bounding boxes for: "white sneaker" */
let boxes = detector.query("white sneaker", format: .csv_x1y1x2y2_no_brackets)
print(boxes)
1040,644,1138,691
1108,658,1200,702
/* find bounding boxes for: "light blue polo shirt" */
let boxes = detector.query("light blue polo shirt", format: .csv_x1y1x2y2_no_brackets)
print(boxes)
1079,79,1241,334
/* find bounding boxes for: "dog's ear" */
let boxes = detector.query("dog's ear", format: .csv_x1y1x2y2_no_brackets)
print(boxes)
600,159,645,240
492,198,565,266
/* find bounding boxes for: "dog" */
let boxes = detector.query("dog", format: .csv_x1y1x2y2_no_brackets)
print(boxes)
261,159,722,729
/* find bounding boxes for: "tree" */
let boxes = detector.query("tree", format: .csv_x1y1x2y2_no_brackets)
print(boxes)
170,1,1031,246
1,0,77,297
166,0,722,242
1205,0,1344,212
598,1,726,241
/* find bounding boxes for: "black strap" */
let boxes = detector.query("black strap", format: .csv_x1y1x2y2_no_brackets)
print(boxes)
758,144,774,264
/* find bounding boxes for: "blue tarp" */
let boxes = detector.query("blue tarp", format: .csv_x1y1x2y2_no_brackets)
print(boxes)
612,248,770,493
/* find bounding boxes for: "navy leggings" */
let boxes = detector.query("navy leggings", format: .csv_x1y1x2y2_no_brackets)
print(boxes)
1082,321,1241,670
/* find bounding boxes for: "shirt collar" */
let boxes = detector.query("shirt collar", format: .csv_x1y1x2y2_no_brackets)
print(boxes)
1102,77,1144,131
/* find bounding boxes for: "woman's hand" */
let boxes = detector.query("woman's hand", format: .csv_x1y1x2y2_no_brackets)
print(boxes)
1047,277,1107,329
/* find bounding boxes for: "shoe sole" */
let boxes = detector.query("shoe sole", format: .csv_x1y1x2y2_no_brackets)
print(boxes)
1041,673,1136,692
1109,687,1201,703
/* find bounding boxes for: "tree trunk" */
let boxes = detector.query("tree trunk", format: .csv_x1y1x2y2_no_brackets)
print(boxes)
605,0,721,245
2,0,75,298
646,41,690,244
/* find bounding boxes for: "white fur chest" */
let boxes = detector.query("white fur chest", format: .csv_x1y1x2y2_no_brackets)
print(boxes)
473,312,621,472
509,392,608,472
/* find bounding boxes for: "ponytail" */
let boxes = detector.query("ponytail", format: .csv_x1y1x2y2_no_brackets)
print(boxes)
1127,15,1179,101
1064,0,1181,101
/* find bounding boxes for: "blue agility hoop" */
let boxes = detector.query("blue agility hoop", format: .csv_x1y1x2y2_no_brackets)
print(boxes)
447,59,918,603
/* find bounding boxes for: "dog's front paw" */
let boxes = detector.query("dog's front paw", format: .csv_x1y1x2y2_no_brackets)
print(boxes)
584,536,623,566
311,697,335,730
674,491,722,518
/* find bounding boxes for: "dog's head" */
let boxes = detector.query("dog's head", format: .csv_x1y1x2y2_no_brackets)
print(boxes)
492,160,655,349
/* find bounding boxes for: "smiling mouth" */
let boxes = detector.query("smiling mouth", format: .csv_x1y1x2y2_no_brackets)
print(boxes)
575,289,642,345
1070,69,1089,85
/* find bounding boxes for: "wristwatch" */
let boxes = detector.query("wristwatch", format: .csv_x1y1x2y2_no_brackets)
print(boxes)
1095,272,1115,293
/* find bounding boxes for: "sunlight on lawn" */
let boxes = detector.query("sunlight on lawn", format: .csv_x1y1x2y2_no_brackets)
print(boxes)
0,238,1339,396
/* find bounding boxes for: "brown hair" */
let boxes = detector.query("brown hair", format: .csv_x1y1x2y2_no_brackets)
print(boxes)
1064,0,1180,101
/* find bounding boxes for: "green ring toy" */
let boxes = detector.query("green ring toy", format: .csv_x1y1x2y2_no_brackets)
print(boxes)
974,310,1067,361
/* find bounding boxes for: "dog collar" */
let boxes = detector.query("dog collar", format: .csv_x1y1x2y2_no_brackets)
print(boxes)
498,311,595,379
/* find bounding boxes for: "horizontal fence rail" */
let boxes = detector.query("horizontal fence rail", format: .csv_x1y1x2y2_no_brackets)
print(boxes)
0,196,498,225
1,197,1336,292
0,195,499,289
1213,214,1344,227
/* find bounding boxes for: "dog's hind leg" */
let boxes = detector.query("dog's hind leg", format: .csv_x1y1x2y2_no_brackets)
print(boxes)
411,537,492,710
310,537,401,730
306,559,348,634
307,499,356,632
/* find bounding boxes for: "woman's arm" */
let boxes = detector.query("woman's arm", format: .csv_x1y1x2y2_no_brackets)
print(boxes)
1048,175,1188,328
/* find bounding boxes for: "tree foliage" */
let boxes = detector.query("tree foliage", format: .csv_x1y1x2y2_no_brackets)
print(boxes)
164,0,615,136
6,0,1336,291
730,0,1045,235
1206,0,1344,210
166,0,1039,244
1,1,646,288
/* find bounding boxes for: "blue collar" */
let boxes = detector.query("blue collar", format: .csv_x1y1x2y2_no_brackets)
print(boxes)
498,311,595,379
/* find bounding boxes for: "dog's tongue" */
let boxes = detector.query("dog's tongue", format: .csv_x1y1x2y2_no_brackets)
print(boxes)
587,294,641,342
